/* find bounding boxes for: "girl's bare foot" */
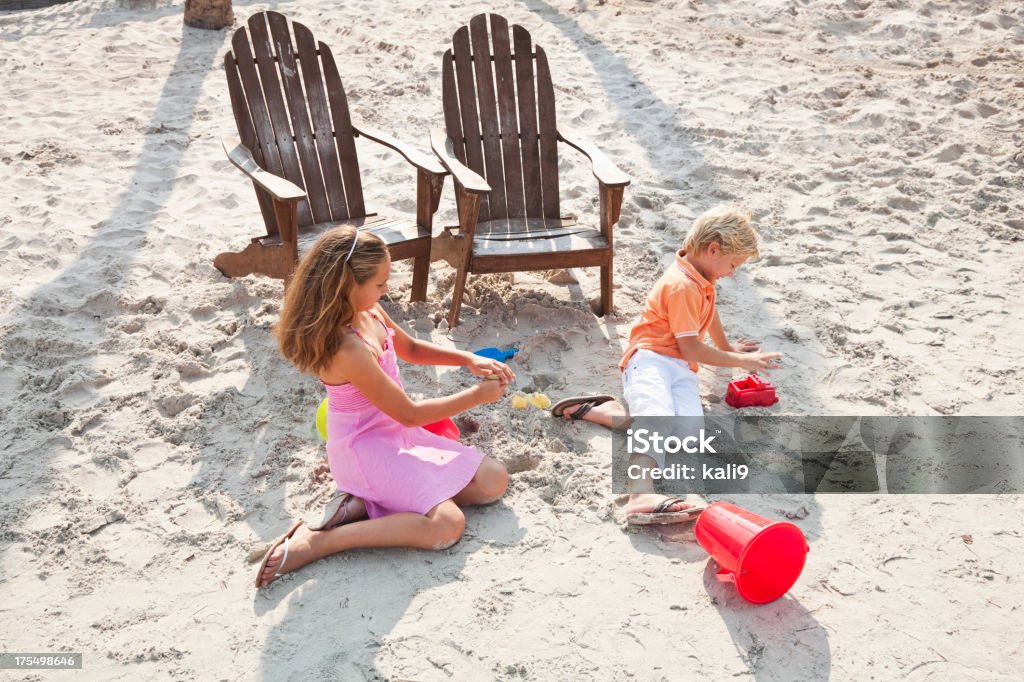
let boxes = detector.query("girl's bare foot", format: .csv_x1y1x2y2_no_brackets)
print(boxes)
256,523,330,589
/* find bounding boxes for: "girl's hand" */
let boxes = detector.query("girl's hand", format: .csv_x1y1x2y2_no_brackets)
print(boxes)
473,377,508,404
467,357,516,383
732,337,762,353
738,352,783,373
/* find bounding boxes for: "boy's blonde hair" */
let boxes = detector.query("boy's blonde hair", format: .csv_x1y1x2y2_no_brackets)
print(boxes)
683,207,760,260
274,227,389,375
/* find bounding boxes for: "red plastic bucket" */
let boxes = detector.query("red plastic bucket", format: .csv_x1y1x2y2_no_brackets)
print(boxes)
424,417,460,441
695,502,809,604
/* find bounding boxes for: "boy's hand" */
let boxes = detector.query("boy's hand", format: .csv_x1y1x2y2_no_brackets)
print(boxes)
738,352,783,373
732,337,761,353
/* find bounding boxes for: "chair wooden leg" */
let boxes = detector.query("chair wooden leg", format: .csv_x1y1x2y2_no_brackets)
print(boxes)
600,261,613,317
411,252,429,302
448,264,470,328
213,238,295,280
446,191,480,328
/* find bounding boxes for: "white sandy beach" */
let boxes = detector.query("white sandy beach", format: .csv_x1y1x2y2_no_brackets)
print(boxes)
1,0,1023,678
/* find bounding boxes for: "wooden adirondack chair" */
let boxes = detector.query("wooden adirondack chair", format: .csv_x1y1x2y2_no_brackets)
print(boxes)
215,11,445,300
430,14,630,327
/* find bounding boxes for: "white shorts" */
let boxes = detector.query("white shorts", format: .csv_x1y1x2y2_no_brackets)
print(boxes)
622,349,704,466
622,349,704,417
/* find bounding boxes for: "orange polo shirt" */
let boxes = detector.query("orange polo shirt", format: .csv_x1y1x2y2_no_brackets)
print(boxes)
619,250,716,374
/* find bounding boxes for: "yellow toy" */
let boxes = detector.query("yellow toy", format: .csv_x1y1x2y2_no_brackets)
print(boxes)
511,392,551,410
529,393,552,409
316,397,328,441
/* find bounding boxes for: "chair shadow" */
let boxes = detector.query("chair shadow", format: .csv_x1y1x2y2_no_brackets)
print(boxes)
416,19,834,672
254,502,526,679
0,18,227,558
511,0,828,536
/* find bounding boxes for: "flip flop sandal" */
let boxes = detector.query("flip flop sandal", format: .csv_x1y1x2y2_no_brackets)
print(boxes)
254,520,304,588
653,497,688,514
550,394,616,418
567,401,598,421
627,501,708,526
308,492,352,532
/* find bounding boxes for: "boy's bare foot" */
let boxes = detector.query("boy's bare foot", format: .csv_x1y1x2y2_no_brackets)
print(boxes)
623,494,703,526
623,493,694,516
557,397,626,429
256,522,328,589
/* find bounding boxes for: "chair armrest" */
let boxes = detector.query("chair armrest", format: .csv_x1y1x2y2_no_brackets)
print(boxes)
556,125,630,188
222,135,305,202
353,122,447,177
430,129,491,195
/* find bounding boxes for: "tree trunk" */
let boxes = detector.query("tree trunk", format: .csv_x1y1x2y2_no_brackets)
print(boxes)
184,0,233,30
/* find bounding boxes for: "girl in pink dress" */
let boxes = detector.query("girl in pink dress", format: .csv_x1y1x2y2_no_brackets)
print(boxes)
255,227,513,588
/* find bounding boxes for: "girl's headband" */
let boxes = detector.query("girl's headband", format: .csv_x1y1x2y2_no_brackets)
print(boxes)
344,233,359,264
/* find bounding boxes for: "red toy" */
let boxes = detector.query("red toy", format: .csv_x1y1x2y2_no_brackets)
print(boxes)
695,502,808,603
725,374,778,408
424,417,460,441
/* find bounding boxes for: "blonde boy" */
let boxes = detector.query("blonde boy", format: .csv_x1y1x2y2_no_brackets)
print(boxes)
552,207,782,521
618,207,779,419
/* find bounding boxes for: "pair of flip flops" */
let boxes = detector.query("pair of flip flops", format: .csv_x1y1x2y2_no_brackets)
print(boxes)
550,394,616,420
626,498,708,526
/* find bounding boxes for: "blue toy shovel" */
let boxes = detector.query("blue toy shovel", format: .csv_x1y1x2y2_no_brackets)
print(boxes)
473,346,518,362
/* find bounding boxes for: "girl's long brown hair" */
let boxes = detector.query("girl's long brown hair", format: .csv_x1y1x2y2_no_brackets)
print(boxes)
274,227,389,375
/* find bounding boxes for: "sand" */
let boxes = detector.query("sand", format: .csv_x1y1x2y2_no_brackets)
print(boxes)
1,0,1023,679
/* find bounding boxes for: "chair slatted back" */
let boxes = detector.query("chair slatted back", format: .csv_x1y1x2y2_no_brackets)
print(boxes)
442,14,560,223
225,11,365,235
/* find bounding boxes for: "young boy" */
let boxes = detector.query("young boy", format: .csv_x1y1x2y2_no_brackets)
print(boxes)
552,207,782,522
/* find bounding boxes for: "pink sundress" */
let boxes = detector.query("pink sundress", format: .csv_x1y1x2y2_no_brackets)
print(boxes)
321,313,485,518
